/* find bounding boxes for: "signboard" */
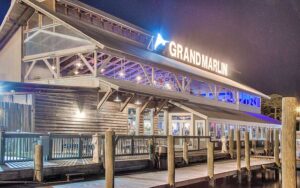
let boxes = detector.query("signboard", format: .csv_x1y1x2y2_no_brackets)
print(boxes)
154,33,229,77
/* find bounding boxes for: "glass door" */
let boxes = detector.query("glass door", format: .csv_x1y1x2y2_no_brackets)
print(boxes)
195,120,205,136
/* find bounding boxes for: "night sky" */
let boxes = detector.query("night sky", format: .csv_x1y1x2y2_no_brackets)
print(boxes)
1,0,300,97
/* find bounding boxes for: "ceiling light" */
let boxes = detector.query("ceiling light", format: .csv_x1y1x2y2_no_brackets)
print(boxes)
136,75,142,81
119,71,125,77
76,62,82,67
74,70,79,75
114,93,122,103
135,99,142,105
100,68,105,73
51,66,56,70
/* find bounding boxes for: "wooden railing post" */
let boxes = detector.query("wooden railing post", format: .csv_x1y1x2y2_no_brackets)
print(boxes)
33,144,43,182
167,135,175,187
0,131,5,164
207,141,215,187
245,131,251,182
229,129,234,159
274,129,280,167
236,129,241,183
281,97,297,188
92,133,101,163
105,129,115,188
183,138,189,165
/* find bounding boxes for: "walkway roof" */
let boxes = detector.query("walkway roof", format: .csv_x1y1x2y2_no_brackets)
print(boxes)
0,0,270,99
171,101,281,126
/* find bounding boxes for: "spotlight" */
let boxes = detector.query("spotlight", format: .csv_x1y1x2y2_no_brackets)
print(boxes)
119,71,125,77
136,75,142,81
76,62,82,68
114,93,122,103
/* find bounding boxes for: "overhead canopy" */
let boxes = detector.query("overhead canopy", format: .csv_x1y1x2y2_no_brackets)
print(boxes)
172,101,281,126
0,0,270,99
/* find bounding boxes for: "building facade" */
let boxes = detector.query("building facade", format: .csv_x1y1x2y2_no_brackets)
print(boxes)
0,0,280,140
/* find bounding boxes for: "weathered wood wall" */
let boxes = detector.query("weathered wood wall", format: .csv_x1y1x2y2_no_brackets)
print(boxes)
34,93,128,134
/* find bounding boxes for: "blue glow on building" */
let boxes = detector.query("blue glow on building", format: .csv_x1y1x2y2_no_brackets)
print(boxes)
154,33,169,50
239,92,261,108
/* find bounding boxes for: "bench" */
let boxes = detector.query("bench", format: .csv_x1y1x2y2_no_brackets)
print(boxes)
65,172,85,182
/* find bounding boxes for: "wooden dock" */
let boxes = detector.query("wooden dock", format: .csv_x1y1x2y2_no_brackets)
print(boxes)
50,158,275,188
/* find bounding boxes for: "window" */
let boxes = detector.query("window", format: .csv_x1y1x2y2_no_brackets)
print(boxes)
128,108,138,135
143,109,153,135
157,112,165,135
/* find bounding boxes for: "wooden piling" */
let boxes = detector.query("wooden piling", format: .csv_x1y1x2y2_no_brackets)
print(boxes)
105,129,115,188
33,144,43,182
281,97,297,188
274,129,280,167
207,141,215,187
183,138,189,165
251,140,257,155
148,138,155,167
229,129,234,159
168,135,175,187
245,131,251,182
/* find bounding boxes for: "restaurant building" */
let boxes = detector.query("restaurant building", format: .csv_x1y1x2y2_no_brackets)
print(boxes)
0,0,281,141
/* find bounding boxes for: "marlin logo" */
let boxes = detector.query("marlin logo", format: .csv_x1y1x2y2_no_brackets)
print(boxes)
154,33,169,50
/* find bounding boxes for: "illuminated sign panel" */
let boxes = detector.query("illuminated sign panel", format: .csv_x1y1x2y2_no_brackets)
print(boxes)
154,34,229,77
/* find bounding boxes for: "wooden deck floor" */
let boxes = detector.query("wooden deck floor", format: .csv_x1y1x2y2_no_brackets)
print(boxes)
51,158,275,188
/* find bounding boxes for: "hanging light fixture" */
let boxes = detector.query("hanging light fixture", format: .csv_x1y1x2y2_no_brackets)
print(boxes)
114,92,122,103
135,99,142,105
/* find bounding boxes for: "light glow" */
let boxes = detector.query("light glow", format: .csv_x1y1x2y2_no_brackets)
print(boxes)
119,71,125,77
136,75,142,81
296,107,300,113
154,33,169,50
74,70,79,75
76,62,82,68
75,110,86,118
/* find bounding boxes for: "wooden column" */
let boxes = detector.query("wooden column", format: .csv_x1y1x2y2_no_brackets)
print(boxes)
168,135,175,187
281,97,297,188
251,139,257,155
33,144,43,182
264,129,270,155
229,129,234,159
274,129,280,167
245,131,251,182
183,138,189,165
105,129,115,188
236,130,241,183
92,133,101,163
207,141,215,187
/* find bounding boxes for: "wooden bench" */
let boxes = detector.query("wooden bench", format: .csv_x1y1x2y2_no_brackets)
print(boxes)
66,172,85,182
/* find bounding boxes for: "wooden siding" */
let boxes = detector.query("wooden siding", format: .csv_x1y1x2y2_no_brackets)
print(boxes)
34,93,128,134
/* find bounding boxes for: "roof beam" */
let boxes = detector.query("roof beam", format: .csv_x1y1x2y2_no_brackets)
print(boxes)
155,99,169,116
78,53,95,75
24,60,37,80
43,58,58,78
97,88,113,110
120,93,135,112
140,96,153,114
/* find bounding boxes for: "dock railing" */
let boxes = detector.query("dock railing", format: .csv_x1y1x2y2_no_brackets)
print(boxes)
0,131,272,164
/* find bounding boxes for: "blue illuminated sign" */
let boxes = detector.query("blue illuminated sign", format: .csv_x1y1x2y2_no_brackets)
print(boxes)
154,33,169,50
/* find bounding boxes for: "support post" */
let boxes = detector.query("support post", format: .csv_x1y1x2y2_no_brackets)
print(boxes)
183,138,189,165
236,130,241,183
264,129,270,155
221,136,228,153
105,129,115,188
0,131,5,164
33,144,43,182
207,141,215,187
148,138,155,167
229,129,234,159
245,131,251,182
167,135,175,187
92,133,102,163
281,97,297,188
274,129,280,167
251,139,257,155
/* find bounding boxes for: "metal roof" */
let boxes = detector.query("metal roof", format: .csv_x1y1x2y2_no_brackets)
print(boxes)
174,102,281,125
0,0,270,99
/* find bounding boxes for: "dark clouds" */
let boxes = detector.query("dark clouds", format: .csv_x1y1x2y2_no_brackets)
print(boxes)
1,0,300,97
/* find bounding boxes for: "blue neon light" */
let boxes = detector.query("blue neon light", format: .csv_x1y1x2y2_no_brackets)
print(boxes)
154,33,169,50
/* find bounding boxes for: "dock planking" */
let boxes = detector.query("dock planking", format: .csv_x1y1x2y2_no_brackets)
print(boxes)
51,158,275,188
